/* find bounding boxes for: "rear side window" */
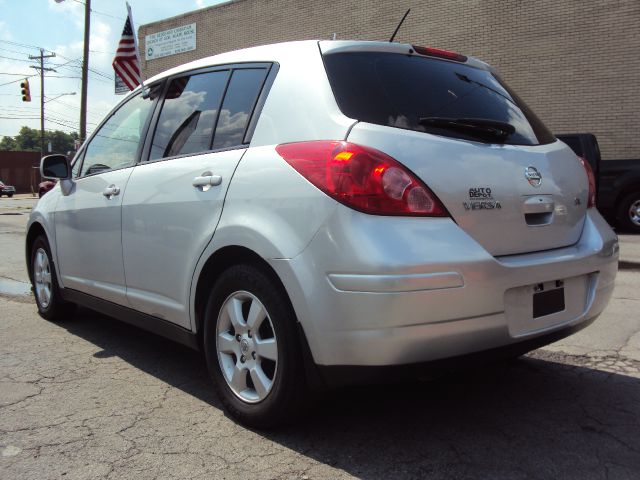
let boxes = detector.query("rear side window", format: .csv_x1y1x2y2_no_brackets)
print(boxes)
150,71,229,160
212,68,268,149
323,52,555,146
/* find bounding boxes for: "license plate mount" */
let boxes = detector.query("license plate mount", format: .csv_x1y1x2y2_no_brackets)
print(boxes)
532,285,565,319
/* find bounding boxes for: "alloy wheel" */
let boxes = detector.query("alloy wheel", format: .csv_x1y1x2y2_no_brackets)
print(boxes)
216,291,278,403
629,199,640,227
33,247,52,308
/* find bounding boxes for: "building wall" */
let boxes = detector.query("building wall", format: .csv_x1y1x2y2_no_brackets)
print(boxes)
139,0,640,161
0,151,41,194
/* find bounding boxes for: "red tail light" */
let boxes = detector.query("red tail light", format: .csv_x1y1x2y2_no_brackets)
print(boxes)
275,141,447,217
412,45,467,62
578,156,596,208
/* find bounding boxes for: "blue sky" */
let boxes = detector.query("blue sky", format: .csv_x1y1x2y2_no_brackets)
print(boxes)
0,0,226,140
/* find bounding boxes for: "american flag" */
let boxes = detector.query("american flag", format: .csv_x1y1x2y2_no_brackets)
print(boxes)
112,10,141,91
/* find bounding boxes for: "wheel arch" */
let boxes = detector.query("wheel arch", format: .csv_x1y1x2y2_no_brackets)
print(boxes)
193,245,292,340
192,244,324,388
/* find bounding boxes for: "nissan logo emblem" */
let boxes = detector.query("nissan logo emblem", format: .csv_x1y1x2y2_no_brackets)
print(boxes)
525,166,542,187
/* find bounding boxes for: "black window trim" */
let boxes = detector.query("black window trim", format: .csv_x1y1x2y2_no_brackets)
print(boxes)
140,61,278,166
243,63,276,144
74,81,164,179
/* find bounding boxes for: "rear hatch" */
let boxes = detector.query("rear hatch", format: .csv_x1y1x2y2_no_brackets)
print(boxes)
321,43,589,257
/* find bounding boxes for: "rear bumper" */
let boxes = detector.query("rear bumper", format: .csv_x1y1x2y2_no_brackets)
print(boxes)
271,208,618,368
315,316,596,387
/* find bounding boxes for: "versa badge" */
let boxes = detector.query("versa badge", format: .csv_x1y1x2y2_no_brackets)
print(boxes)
464,187,501,211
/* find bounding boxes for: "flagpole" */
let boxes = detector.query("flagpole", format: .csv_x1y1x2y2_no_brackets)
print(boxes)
126,1,147,94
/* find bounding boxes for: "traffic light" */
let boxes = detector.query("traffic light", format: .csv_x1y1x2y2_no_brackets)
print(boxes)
20,79,31,102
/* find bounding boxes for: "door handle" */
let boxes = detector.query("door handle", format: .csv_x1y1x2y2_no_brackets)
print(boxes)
103,185,120,199
192,171,222,189
523,195,554,214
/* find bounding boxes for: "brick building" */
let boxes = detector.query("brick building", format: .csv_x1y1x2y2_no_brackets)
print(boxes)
139,0,639,161
0,151,41,194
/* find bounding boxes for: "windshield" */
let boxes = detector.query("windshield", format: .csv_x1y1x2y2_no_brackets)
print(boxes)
323,51,555,146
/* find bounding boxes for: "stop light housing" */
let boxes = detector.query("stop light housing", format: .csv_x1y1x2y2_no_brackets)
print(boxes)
20,79,31,102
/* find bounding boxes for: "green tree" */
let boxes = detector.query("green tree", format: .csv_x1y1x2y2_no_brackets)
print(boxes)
0,136,17,150
15,126,40,151
0,126,79,153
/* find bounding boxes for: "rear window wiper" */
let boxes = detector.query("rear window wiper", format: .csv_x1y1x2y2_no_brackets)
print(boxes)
418,117,516,141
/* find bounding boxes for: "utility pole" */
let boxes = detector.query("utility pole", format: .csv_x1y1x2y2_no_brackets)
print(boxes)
80,0,91,144
29,49,56,158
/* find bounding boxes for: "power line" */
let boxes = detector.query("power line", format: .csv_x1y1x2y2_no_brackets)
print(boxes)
0,46,40,56
0,74,38,87
53,61,113,81
0,54,39,63
47,97,105,120
68,0,125,21
0,40,51,53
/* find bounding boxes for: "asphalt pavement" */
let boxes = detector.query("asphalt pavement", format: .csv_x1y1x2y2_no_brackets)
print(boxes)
1,194,639,480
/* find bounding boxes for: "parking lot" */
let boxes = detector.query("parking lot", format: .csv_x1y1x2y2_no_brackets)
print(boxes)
1,194,638,480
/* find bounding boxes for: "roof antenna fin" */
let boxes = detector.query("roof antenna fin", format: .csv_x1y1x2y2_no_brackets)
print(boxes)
389,8,411,43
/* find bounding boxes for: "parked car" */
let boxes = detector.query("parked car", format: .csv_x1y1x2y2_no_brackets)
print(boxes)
557,133,640,233
27,40,619,427
38,180,57,198
0,179,16,197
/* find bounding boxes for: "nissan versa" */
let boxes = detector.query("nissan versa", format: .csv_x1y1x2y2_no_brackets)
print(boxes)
26,40,618,427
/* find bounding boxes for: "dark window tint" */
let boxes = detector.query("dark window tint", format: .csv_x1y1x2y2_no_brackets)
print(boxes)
212,68,267,149
81,91,157,176
150,71,229,160
323,52,555,146
559,136,583,156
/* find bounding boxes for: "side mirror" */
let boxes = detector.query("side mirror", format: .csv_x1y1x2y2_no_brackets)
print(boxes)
41,154,71,180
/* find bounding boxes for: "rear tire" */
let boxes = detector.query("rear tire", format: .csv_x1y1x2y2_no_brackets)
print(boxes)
617,191,640,233
30,235,76,321
7,193,13,198
203,264,306,428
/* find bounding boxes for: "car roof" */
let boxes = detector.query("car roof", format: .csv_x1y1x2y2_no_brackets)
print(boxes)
141,40,489,88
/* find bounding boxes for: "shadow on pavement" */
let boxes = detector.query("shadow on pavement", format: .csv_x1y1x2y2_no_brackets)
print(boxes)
55,307,640,480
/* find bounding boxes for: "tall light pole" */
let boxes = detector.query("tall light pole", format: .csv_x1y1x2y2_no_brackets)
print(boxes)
55,0,90,144
29,49,56,157
80,0,91,144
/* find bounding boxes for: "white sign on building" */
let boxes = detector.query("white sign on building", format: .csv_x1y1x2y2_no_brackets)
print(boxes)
145,23,197,61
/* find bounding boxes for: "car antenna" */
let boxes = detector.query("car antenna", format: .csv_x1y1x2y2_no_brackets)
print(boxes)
389,8,411,43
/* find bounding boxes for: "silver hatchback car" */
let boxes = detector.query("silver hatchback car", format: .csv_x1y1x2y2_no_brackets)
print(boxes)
27,40,618,427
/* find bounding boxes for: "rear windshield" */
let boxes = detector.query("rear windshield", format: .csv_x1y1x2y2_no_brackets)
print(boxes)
323,52,555,146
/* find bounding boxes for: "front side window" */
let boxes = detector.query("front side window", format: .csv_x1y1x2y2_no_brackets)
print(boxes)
80,91,157,176
149,71,229,161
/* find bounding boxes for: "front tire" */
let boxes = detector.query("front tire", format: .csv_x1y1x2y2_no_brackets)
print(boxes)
204,264,305,428
617,191,640,233
30,235,75,321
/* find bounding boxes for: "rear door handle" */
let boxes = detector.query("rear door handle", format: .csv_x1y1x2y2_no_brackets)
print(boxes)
192,172,222,189
523,195,554,214
103,185,120,199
